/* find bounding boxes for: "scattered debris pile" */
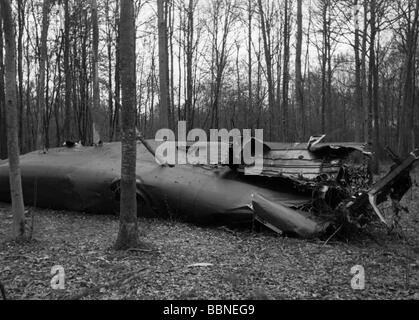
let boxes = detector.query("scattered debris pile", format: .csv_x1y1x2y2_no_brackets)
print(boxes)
233,135,418,235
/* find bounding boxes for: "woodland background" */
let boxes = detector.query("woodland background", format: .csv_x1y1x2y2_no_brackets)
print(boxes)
0,0,418,161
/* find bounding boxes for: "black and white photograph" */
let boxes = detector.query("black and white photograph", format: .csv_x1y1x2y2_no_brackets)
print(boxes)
0,0,418,306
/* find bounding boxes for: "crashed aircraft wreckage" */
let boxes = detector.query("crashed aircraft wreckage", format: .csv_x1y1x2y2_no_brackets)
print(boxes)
0,135,417,238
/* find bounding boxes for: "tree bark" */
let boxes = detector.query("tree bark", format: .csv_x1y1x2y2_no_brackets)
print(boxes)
106,0,114,141
321,1,328,134
115,0,139,250
295,0,304,140
353,0,363,142
247,0,252,129
0,11,7,159
36,0,51,150
258,0,275,140
368,0,379,171
185,0,195,131
1,0,26,239
157,0,170,130
17,0,25,151
113,2,121,141
361,0,368,141
399,0,419,156
282,0,290,141
63,0,72,141
91,0,100,143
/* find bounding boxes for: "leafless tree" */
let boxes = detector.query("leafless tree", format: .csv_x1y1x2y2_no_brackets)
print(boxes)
115,0,140,250
1,0,26,239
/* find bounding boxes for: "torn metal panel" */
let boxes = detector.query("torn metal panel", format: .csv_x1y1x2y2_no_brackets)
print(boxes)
237,136,371,183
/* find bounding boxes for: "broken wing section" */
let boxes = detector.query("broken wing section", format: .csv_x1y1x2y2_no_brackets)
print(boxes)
252,193,330,238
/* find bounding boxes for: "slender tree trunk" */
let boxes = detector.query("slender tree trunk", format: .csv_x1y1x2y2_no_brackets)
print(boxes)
353,0,363,142
326,2,332,137
36,0,51,150
361,0,369,141
276,22,282,139
321,1,328,134
115,0,139,250
399,0,419,155
169,1,175,128
54,36,63,147
1,0,26,240
25,11,32,151
295,0,304,140
258,0,275,140
17,0,25,151
185,0,194,131
106,0,114,141
247,0,252,129
177,7,182,123
0,12,7,160
63,0,72,141
368,0,378,170
282,0,290,141
91,0,100,143
157,0,170,130
304,0,312,134
114,2,121,140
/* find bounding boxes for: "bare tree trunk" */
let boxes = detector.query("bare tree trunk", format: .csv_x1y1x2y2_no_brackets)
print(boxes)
91,0,100,143
361,0,368,141
17,0,25,151
114,2,121,141
106,0,114,141
276,21,282,138
256,27,262,129
247,0,252,129
1,0,26,240
150,42,156,134
168,1,175,128
209,0,233,130
321,1,328,134
295,0,304,140
157,0,170,130
63,0,72,141
304,0,312,135
36,0,51,150
25,10,32,151
0,12,7,160
368,0,379,171
115,0,139,250
326,3,332,137
399,0,419,156
282,0,290,141
353,0,363,142
258,0,275,140
185,0,195,131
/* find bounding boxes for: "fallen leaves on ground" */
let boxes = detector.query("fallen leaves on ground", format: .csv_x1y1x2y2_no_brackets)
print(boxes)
0,170,418,300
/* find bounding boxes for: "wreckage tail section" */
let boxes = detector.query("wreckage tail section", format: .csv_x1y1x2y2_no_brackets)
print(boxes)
347,149,419,228
252,193,330,238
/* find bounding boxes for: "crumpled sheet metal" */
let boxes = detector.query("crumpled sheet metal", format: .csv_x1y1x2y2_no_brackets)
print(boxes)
0,141,326,237
239,139,370,180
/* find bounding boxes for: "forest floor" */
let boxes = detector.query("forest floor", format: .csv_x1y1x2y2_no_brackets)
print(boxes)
0,169,418,300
